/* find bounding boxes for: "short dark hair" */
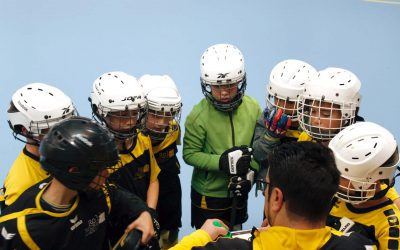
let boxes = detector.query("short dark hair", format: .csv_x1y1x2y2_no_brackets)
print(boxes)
267,141,340,222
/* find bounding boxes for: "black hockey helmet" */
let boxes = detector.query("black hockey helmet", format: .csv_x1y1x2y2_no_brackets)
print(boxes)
40,116,119,191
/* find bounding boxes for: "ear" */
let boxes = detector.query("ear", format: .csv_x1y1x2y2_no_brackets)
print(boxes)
270,187,284,213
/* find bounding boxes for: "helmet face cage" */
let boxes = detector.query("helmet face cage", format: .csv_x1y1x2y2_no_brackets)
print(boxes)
336,177,377,204
93,104,145,141
297,97,357,140
266,94,298,121
145,107,181,141
201,75,247,112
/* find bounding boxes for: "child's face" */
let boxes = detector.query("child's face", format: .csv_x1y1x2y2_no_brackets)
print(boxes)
104,110,139,133
211,83,238,103
274,99,296,117
146,110,174,133
337,176,376,204
309,100,342,134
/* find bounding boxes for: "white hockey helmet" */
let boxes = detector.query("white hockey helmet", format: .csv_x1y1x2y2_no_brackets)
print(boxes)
297,67,362,140
200,43,246,112
329,122,399,204
7,83,76,145
139,74,182,141
90,71,146,140
266,59,317,121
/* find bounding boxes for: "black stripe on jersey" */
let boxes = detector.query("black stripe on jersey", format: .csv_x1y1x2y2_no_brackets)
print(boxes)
384,208,396,216
389,227,399,237
346,199,393,213
388,239,399,249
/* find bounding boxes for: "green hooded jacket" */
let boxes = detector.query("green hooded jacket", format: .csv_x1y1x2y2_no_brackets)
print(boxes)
183,95,261,198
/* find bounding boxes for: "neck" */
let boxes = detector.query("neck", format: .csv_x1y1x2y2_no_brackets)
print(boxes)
42,179,77,206
273,206,326,230
25,143,40,157
117,137,134,151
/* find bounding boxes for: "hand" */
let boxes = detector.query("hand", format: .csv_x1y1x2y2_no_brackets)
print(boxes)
219,145,252,176
125,211,154,245
263,108,291,138
228,176,252,197
200,219,229,240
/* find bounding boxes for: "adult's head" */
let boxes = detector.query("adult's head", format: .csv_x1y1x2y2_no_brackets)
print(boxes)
40,116,119,191
8,83,76,145
266,59,316,121
139,74,182,141
264,142,340,226
89,71,146,141
329,121,399,204
297,67,361,141
200,43,246,112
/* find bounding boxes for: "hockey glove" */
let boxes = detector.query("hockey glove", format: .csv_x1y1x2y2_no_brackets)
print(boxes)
228,175,252,197
219,145,253,176
263,107,291,138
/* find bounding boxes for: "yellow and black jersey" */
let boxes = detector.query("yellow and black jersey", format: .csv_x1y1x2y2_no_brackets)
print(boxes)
0,179,148,250
170,226,376,250
153,129,182,230
109,133,160,202
152,128,181,174
328,198,400,250
0,147,49,208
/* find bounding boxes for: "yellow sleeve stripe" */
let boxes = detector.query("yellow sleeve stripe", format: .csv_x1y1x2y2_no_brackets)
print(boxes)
102,187,112,213
17,216,40,250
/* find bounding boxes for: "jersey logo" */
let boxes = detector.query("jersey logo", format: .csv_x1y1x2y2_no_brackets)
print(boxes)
70,215,83,231
1,227,15,240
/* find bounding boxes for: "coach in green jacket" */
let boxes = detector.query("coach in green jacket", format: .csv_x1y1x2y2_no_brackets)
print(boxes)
183,43,261,230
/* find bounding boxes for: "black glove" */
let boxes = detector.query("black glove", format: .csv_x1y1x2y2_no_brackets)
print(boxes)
263,107,291,138
228,176,252,197
219,145,253,176
113,229,142,250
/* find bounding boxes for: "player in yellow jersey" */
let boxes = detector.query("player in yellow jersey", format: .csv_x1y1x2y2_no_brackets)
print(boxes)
0,117,155,249
171,142,376,250
297,67,400,208
0,83,76,211
327,121,400,250
139,74,183,249
89,71,160,247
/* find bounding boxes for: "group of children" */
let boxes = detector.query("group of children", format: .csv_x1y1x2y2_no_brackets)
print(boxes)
0,43,399,250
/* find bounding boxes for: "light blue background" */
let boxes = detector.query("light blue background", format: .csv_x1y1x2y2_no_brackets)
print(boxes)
1,0,399,238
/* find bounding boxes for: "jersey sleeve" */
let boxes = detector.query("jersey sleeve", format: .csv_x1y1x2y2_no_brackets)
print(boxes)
148,142,161,183
108,184,149,221
252,114,280,167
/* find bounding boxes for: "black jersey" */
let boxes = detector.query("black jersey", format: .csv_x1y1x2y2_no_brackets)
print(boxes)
0,179,148,250
153,129,182,230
